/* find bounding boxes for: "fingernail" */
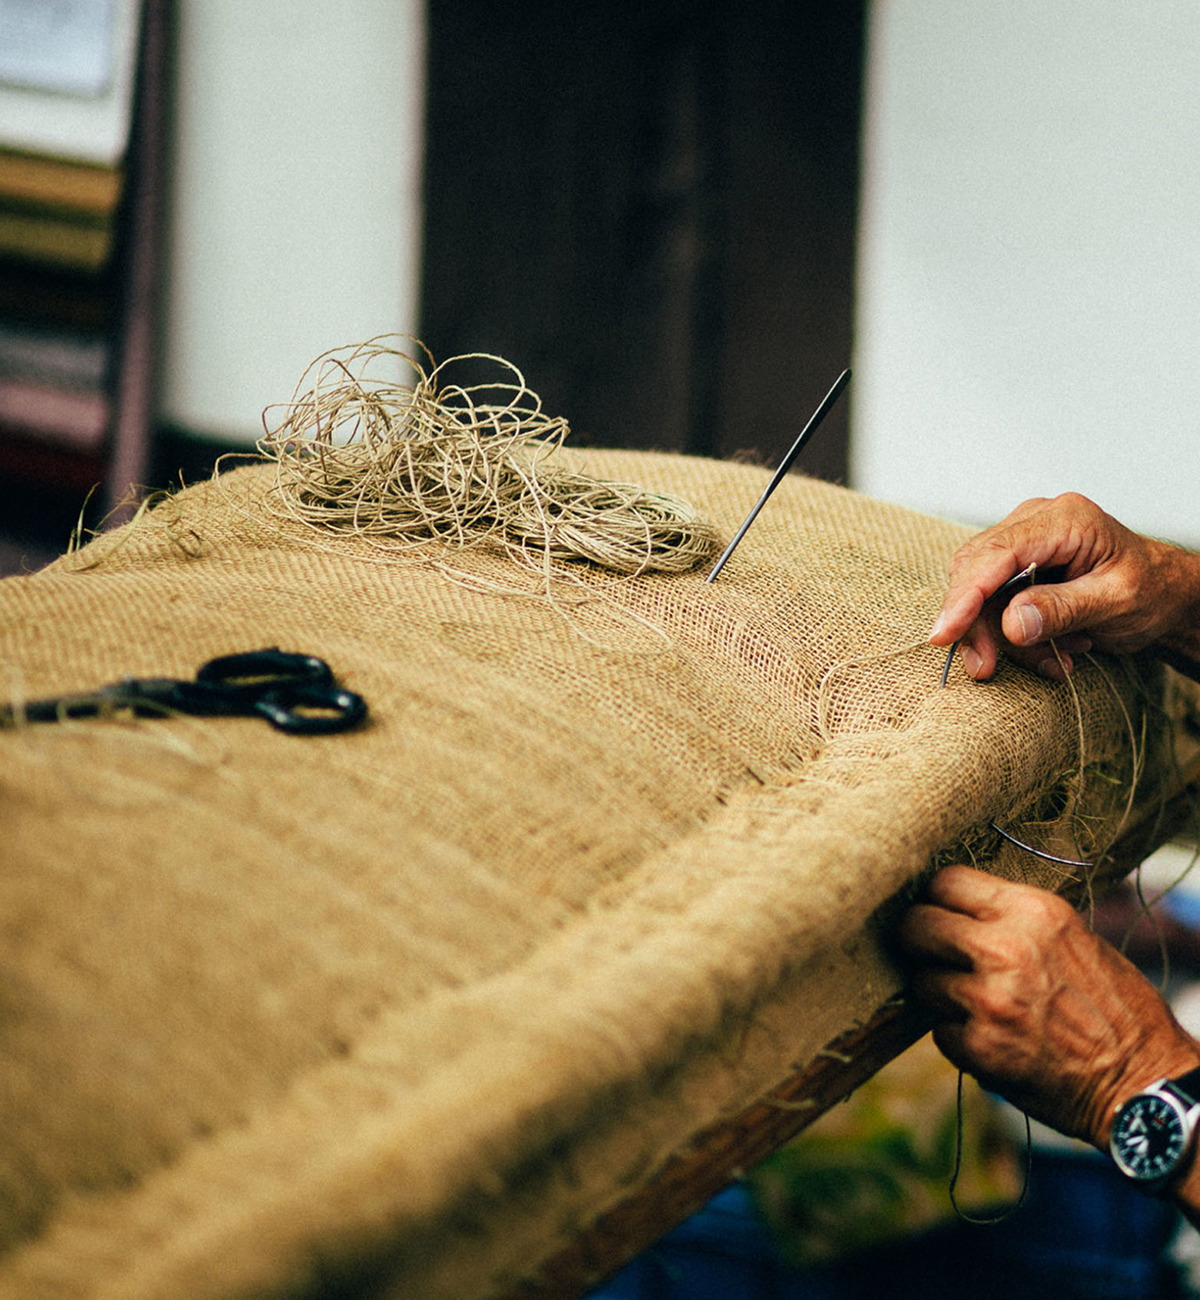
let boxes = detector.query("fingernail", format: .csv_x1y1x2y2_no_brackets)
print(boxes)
1037,655,1071,681
961,646,983,678
929,612,947,642
1015,603,1043,644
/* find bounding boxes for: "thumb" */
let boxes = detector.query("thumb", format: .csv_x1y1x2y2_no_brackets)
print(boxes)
1002,576,1112,646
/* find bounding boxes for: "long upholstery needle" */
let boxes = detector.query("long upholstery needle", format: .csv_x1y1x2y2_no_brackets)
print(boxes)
705,368,851,583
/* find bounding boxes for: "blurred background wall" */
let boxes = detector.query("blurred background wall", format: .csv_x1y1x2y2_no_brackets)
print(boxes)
154,0,1200,547
3,0,1200,563
160,0,863,485
854,0,1200,546
161,0,425,443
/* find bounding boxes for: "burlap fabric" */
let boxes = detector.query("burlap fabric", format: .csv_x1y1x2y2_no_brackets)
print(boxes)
0,450,1181,1299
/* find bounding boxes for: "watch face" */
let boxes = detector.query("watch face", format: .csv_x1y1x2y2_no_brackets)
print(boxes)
1111,1094,1188,1183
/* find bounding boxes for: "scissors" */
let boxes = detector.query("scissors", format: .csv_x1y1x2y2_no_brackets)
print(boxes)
1,647,368,736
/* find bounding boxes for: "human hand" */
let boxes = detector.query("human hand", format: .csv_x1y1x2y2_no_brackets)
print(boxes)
927,493,1200,681
898,866,1200,1148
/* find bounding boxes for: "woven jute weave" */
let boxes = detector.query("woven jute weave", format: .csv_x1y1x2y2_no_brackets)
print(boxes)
0,450,1183,1299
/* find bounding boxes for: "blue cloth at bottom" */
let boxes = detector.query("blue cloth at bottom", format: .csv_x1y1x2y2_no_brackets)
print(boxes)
587,1152,1185,1300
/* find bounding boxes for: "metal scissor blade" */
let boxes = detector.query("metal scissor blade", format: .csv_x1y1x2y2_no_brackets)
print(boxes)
1,692,110,724
706,367,851,583
0,681,180,726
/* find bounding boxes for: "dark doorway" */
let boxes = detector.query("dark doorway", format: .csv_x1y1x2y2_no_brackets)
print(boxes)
420,0,865,483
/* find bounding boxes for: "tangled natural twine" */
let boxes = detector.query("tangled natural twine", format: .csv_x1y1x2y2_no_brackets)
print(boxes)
258,337,719,578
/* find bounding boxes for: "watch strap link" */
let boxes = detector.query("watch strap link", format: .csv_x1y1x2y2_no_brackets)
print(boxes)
1165,1065,1200,1108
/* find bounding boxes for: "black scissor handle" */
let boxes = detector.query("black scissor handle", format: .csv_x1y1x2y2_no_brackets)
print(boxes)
253,682,369,735
195,647,333,701
195,648,367,734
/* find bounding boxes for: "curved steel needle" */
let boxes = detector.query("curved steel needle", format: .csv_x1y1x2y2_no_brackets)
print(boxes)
706,367,851,583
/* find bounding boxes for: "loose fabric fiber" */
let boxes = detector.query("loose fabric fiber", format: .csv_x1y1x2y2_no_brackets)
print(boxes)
0,450,1181,1300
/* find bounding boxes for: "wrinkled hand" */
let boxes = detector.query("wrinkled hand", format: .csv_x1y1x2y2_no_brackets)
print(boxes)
899,866,1200,1148
927,493,1200,681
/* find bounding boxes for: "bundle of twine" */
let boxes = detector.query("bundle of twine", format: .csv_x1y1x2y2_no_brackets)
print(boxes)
258,337,719,578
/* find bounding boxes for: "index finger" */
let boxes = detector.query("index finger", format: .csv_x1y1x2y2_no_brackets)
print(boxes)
929,553,1019,646
929,500,1072,645
898,900,978,968
923,864,1028,918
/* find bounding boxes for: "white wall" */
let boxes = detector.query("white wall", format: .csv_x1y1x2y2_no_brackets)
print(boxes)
161,0,425,445
853,1,1200,546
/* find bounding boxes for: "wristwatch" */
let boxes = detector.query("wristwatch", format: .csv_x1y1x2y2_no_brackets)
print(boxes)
1109,1065,1200,1194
